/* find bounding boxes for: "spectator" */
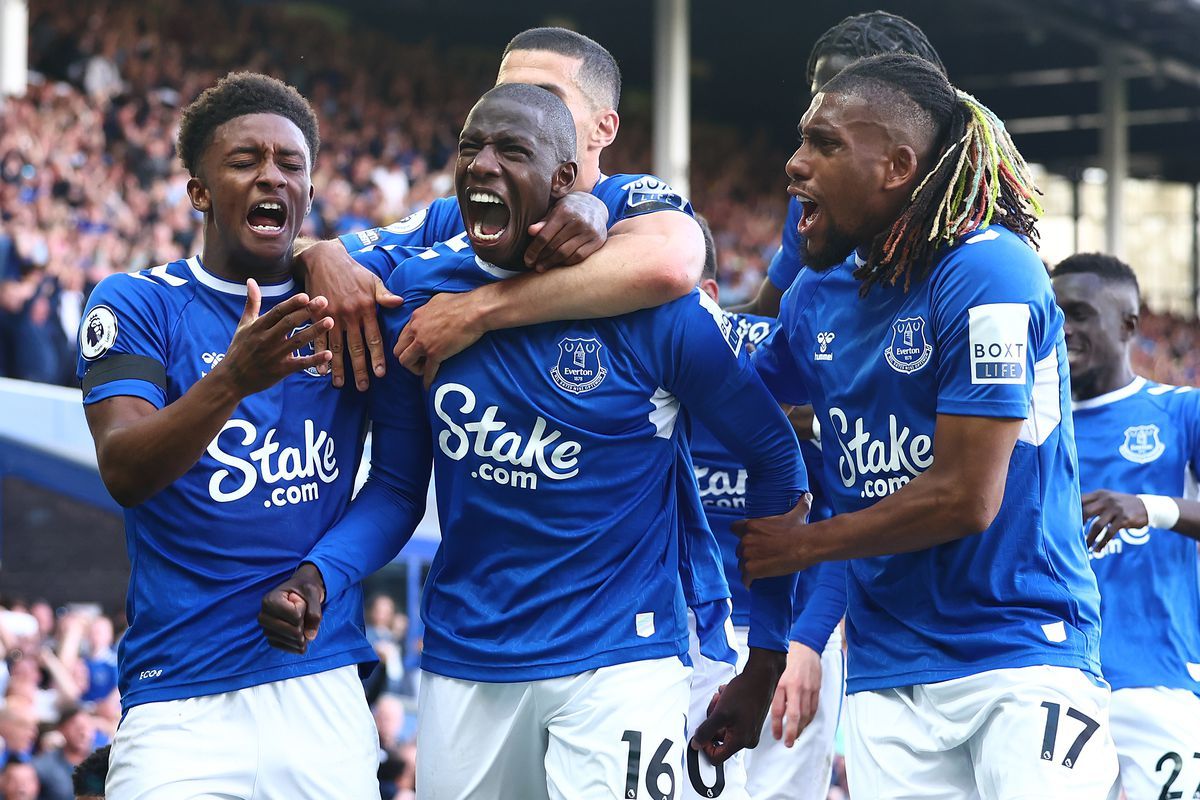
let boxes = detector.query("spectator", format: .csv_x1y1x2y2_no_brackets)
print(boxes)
70,744,108,800
32,706,95,800
0,705,38,767
0,760,40,800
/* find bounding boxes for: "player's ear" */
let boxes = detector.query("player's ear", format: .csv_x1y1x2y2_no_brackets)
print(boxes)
883,144,920,192
1120,310,1140,341
306,182,315,216
593,109,618,150
187,176,211,214
551,161,578,199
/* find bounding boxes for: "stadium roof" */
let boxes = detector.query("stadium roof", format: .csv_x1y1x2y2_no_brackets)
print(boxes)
351,0,1200,183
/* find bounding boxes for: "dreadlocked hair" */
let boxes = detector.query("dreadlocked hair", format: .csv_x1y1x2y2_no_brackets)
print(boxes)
806,11,946,86
823,54,1043,294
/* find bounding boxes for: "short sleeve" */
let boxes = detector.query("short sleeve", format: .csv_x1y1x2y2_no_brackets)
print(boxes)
338,197,466,256
77,273,172,409
931,231,1051,420
593,174,695,225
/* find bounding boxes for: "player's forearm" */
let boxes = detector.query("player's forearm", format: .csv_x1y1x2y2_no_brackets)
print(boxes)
788,560,846,651
747,573,799,652
473,224,703,330
304,475,426,601
92,374,243,506
1169,499,1200,541
802,467,1000,563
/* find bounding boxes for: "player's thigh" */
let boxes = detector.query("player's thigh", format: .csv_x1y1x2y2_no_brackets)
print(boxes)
546,657,691,800
1109,687,1200,800
967,666,1120,800
416,670,549,800
686,608,747,800
106,693,255,800
746,642,844,800
254,667,380,800
844,686,977,800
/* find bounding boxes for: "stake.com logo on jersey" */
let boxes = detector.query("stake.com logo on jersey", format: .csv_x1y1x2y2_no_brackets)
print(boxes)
206,419,340,508
433,382,582,491
826,407,933,500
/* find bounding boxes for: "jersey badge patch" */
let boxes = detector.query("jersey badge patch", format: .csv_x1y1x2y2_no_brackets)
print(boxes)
968,303,1029,384
551,337,608,395
1119,424,1166,464
384,207,428,235
885,317,932,374
80,305,118,361
815,331,835,361
620,176,687,212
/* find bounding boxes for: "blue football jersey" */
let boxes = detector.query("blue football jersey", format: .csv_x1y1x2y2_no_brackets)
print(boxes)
754,226,1103,693
1073,377,1200,694
77,258,375,711
337,175,732,614
766,198,804,291
305,236,805,682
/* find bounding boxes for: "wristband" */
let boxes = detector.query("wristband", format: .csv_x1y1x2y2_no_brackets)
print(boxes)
1137,494,1180,530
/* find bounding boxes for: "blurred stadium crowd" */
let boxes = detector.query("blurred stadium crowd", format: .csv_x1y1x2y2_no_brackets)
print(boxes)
0,1,1196,798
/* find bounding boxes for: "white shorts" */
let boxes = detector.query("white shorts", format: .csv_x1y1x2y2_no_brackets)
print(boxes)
417,657,691,800
734,625,844,800
106,665,379,800
685,603,748,800
1109,686,1200,800
845,665,1121,800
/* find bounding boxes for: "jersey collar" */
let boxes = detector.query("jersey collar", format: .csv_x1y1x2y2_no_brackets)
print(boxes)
1072,376,1146,411
473,256,523,280
187,256,296,297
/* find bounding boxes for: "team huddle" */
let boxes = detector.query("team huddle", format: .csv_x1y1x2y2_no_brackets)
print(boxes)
74,12,1200,800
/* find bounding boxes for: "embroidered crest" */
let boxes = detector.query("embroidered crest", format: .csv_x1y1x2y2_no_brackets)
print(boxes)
80,305,118,361
551,338,607,394
885,316,932,374
1119,424,1165,464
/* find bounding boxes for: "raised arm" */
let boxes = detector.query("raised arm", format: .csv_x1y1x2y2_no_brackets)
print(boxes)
84,282,332,507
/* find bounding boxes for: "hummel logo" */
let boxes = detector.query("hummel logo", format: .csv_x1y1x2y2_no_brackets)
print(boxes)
815,332,835,361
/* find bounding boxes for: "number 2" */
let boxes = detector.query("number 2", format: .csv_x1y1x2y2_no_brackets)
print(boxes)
1039,702,1099,769
1155,751,1200,800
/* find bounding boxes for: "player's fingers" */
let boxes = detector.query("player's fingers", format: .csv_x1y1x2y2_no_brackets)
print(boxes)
690,711,727,754
770,683,787,741
288,317,335,348
525,215,568,269
731,519,748,539
312,317,331,376
529,221,580,270
328,322,346,386
263,631,307,654
274,303,326,341
1087,512,1118,550
374,278,405,309
257,292,310,330
422,356,442,391
301,591,324,641
566,235,605,266
343,326,371,391
240,279,262,327
540,231,596,269
398,338,426,375
363,314,387,379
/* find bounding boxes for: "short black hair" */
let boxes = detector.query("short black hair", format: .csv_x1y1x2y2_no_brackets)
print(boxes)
807,11,946,87
71,744,110,797
474,83,576,164
503,27,621,111
1052,253,1140,294
696,213,717,282
177,71,319,176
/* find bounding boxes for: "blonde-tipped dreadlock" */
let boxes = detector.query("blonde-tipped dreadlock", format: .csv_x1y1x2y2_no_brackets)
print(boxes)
823,54,1043,294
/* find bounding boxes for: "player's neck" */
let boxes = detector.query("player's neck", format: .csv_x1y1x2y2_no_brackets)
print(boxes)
201,235,294,286
577,161,601,193
1072,359,1135,402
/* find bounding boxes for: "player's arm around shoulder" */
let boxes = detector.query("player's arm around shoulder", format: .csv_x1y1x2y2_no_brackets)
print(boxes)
394,196,703,385
83,275,334,507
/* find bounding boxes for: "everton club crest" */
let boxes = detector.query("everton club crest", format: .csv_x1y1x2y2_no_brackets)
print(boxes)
551,337,608,395
1119,424,1165,464
885,316,933,374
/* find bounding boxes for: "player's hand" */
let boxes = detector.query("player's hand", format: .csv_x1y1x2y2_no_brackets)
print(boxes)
394,291,487,389
212,280,334,398
524,191,608,272
1082,489,1148,551
690,647,785,763
298,239,404,390
770,641,822,746
734,495,813,585
258,563,326,654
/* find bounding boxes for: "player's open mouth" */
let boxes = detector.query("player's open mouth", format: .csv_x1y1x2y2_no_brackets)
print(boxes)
797,196,821,236
246,200,287,234
466,190,510,244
